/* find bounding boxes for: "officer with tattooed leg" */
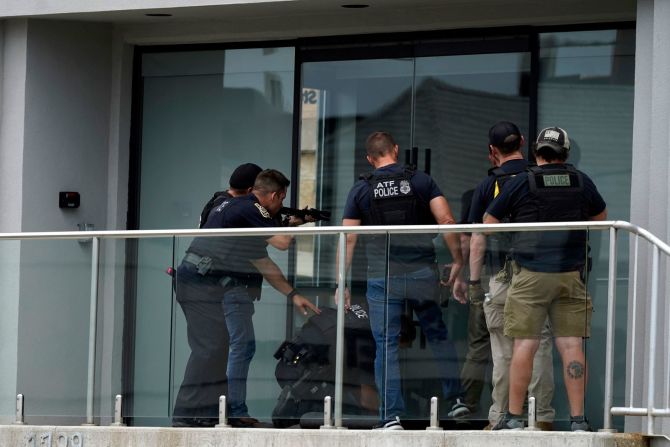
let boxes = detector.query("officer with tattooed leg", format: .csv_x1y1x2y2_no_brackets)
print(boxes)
484,127,607,431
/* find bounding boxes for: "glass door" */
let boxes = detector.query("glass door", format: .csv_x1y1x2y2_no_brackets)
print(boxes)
297,45,531,424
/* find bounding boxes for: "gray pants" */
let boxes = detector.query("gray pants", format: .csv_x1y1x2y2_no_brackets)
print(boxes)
483,277,555,424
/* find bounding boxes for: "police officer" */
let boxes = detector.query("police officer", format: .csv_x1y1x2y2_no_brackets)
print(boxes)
339,131,466,430
198,163,263,227
173,162,262,428
173,169,320,428
460,122,555,429
484,127,607,431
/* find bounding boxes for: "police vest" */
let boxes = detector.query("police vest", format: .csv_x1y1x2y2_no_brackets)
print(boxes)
512,164,589,267
362,168,426,226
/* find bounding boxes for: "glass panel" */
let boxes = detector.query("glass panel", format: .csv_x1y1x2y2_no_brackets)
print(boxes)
135,46,295,425
381,232,464,428
299,58,414,285
410,51,531,425
538,28,635,431
170,232,349,427
0,240,20,423
11,239,95,424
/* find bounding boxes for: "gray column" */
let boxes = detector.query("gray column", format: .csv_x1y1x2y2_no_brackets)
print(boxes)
628,0,670,436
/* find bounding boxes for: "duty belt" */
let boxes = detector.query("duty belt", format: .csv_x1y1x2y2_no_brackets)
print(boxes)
183,252,215,276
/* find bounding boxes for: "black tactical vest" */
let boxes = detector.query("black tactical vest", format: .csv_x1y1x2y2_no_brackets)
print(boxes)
363,168,422,226
360,168,436,274
512,164,589,269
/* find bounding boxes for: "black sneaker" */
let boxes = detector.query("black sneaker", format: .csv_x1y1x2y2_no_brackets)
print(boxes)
373,416,403,430
570,416,591,432
491,413,525,430
171,417,216,428
447,398,472,419
228,417,273,428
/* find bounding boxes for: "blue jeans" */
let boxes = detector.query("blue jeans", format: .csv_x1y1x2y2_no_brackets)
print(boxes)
367,265,462,420
222,286,256,418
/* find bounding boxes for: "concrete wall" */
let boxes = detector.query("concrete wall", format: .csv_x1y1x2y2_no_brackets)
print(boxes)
0,19,28,424
14,19,113,423
627,0,670,436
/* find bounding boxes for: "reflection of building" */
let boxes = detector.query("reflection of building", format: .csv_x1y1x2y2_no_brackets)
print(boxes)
0,0,667,437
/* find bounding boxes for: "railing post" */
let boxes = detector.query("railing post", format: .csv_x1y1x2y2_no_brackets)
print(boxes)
426,396,442,431
110,394,125,426
320,396,334,429
601,227,618,432
14,394,24,425
334,232,347,429
647,245,660,435
83,236,100,426
215,395,230,428
629,235,639,410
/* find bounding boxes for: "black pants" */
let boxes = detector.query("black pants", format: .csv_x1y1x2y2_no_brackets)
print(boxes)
172,262,229,422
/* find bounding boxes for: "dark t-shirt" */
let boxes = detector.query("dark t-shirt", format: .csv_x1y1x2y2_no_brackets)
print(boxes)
187,194,277,276
486,164,606,272
343,163,442,276
467,159,529,224
467,159,529,272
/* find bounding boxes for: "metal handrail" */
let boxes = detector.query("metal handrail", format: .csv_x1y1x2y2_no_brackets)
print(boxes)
4,219,669,434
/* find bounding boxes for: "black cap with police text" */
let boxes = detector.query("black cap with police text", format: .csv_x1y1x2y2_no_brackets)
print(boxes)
229,163,263,189
536,127,570,153
488,121,522,150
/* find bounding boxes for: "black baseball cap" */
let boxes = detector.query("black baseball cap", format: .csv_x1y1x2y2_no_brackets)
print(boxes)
536,127,570,153
488,121,522,150
229,163,263,189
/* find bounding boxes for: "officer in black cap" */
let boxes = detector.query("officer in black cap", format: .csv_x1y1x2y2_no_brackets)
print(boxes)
198,163,264,227
455,121,555,428
174,166,319,428
173,162,262,428
484,127,607,431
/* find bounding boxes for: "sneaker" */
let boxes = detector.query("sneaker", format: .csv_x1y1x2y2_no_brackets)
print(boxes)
171,417,216,428
447,398,472,419
228,417,273,428
570,416,591,432
491,413,525,430
373,416,404,430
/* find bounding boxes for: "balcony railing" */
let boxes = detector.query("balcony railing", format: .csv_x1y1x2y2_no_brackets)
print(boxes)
0,221,668,435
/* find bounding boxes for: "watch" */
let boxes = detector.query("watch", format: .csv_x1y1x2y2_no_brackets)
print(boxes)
286,289,299,300
467,279,481,285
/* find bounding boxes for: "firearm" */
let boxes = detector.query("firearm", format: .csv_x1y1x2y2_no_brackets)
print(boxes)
280,207,331,224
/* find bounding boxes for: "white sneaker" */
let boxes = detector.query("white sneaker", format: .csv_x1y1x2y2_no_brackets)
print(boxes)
373,416,403,430
447,398,472,418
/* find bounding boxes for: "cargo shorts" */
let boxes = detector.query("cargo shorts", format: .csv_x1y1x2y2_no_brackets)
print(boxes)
504,262,593,338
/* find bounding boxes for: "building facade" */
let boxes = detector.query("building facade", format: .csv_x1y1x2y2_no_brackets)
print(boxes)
0,0,667,435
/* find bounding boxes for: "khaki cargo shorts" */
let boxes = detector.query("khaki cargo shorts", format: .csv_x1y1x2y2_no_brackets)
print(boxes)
504,263,592,338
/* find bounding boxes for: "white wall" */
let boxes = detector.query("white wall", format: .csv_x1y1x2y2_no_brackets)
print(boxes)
15,19,113,423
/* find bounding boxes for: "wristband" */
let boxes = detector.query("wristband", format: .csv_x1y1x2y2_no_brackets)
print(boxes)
467,279,481,285
286,289,299,300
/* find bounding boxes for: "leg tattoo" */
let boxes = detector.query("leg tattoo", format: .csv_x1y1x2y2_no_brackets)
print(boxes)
567,361,584,379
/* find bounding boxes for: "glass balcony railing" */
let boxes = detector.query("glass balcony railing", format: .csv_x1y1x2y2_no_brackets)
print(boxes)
0,222,668,435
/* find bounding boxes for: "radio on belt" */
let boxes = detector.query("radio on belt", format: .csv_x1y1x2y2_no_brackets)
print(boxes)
59,191,80,209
